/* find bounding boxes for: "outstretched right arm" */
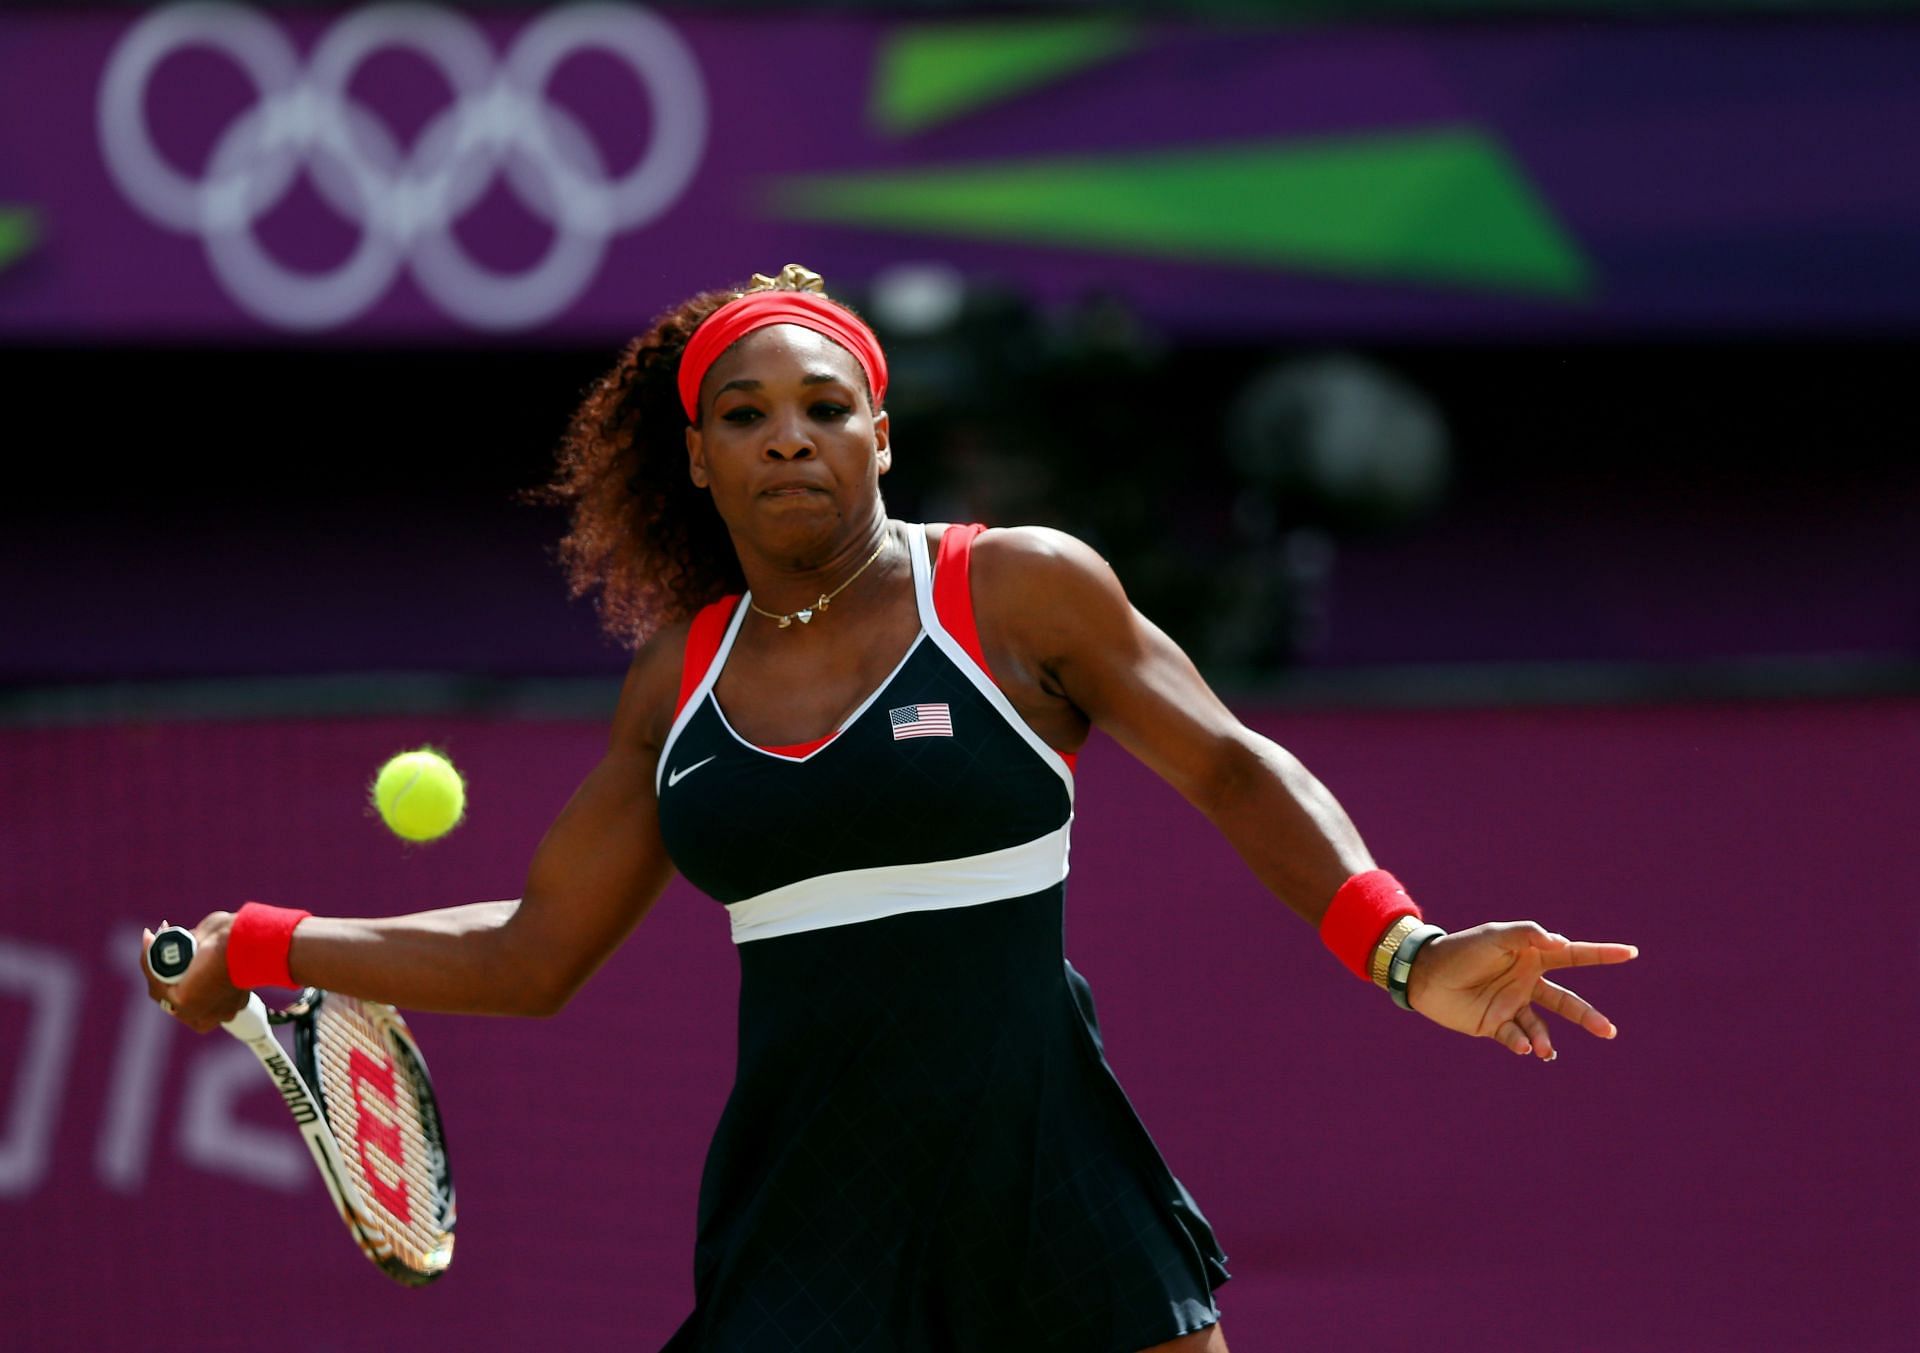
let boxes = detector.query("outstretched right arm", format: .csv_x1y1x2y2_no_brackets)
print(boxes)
143,623,689,1032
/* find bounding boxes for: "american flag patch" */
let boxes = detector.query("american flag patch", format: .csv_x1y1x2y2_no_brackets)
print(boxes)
889,703,953,740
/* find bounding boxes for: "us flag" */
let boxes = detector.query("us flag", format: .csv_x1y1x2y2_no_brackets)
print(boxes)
889,703,953,740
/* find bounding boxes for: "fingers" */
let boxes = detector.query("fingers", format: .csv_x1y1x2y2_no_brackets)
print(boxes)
1489,975,1622,1054
1539,940,1638,969
1517,929,1631,1043
139,928,175,1011
1516,1004,1556,1061
1484,920,1559,952
1499,924,1637,963
1496,1007,1557,1060
140,925,201,1029
1534,977,1619,1039
1436,924,1631,1063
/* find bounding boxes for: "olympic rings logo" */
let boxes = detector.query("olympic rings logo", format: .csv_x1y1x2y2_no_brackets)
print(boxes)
98,3,707,332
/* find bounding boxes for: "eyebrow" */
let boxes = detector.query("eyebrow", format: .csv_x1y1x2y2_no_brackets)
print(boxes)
714,372,850,397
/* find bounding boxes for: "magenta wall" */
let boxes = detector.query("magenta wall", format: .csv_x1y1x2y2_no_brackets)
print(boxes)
1,697,1913,1350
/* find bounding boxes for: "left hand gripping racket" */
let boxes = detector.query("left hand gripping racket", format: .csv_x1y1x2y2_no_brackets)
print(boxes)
147,925,456,1285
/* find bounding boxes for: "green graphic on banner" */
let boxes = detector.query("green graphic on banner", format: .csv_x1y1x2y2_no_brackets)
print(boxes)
870,19,1137,136
773,129,1592,297
0,207,38,273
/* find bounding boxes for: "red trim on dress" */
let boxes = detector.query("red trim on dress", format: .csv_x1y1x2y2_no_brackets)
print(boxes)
761,730,840,758
933,524,1077,774
933,523,993,680
676,595,741,720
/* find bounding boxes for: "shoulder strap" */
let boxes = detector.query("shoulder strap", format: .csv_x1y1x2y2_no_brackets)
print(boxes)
921,523,1078,784
933,522,996,685
658,594,745,795
675,595,741,721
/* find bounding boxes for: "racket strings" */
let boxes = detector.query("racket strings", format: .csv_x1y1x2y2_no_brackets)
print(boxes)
313,997,452,1274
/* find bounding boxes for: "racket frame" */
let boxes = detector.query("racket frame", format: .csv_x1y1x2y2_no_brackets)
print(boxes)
289,988,457,1285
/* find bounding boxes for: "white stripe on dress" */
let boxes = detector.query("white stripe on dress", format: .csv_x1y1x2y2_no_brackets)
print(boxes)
726,819,1072,944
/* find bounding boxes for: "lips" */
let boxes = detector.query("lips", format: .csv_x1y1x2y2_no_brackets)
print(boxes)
761,480,826,497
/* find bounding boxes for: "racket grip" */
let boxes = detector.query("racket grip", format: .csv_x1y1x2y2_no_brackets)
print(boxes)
222,992,274,1042
147,927,273,1040
146,924,197,984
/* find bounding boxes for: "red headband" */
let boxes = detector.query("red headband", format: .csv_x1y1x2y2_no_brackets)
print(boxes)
677,290,889,423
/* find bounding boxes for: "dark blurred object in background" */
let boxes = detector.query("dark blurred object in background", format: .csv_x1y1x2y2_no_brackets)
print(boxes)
1218,353,1451,672
5,327,1914,693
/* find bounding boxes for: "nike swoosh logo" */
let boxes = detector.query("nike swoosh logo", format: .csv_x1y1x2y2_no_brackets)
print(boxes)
667,755,718,788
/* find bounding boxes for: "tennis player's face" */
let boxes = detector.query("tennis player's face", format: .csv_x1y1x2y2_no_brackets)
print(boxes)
686,325,890,538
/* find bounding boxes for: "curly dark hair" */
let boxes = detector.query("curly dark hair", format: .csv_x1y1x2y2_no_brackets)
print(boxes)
533,275,878,648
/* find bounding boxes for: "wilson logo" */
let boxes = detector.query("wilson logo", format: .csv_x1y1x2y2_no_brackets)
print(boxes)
261,1052,318,1126
348,1048,411,1223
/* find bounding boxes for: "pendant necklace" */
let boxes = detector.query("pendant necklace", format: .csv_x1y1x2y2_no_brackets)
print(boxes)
747,530,890,629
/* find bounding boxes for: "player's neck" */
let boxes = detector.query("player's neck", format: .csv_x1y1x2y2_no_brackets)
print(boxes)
739,518,902,627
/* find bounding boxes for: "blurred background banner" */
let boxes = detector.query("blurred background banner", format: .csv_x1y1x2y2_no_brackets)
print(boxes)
3,5,1920,340
3,701,1915,1351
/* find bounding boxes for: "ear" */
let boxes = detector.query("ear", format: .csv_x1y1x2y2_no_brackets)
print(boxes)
873,410,892,478
685,424,709,489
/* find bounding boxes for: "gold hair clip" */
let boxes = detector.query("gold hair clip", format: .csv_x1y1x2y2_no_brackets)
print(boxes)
747,263,826,294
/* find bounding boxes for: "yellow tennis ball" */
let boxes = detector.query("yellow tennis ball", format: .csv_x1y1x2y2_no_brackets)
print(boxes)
372,748,466,842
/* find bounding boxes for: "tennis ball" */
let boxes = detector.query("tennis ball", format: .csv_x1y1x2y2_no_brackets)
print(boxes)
371,748,466,842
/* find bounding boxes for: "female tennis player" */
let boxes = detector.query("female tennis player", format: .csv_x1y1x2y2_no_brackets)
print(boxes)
144,265,1635,1353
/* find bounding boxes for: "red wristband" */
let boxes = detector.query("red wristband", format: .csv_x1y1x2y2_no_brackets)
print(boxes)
226,902,312,990
1320,870,1421,981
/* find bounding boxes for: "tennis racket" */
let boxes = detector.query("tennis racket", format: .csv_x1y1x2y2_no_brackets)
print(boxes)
146,924,456,1286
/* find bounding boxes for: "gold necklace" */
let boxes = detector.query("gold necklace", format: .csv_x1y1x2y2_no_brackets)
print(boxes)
748,531,890,629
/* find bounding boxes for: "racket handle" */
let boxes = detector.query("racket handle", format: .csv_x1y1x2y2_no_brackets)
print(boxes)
146,924,197,984
221,992,274,1042
146,926,273,1039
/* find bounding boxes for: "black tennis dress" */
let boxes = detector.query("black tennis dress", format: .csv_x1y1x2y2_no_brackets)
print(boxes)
656,522,1229,1353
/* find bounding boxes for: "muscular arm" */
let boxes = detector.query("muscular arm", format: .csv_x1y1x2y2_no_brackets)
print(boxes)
974,526,1370,925
292,627,683,1016
152,623,686,1029
974,526,1637,1059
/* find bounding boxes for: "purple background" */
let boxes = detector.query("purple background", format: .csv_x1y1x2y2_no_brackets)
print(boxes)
2,699,1915,1350
3,6,1916,1350
3,11,1920,340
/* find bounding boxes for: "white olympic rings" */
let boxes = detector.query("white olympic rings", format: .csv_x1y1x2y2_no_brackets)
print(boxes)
98,2,708,331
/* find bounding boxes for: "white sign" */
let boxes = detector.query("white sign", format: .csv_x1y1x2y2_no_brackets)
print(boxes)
98,3,708,331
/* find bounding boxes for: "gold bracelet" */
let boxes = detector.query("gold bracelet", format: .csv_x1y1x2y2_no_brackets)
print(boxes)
1368,914,1423,989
